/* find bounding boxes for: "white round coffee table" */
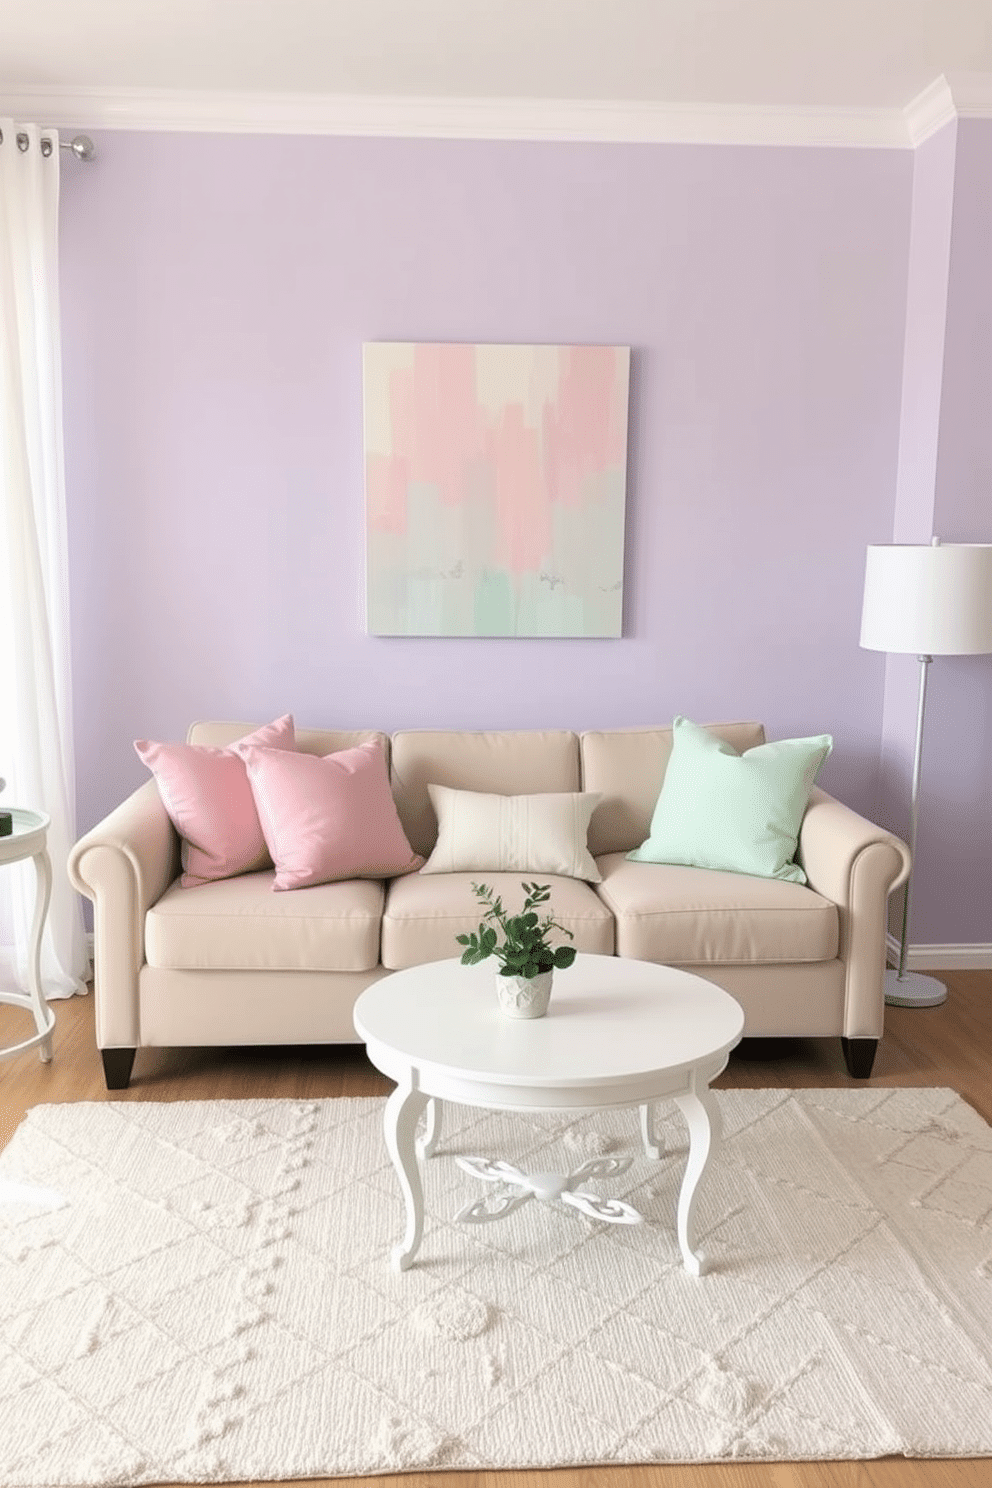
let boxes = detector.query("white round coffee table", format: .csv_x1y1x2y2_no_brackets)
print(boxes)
353,953,744,1276
0,808,55,1063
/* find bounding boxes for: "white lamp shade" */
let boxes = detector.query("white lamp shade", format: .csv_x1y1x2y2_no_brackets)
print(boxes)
860,543,992,655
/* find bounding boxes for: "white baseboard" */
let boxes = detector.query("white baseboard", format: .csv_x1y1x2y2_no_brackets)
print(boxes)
886,935,992,972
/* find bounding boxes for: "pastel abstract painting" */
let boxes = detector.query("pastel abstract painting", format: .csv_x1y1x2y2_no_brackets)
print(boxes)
363,342,630,636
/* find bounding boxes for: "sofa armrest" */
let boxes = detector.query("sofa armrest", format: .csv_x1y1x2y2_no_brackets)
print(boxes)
798,787,911,1039
67,781,180,1048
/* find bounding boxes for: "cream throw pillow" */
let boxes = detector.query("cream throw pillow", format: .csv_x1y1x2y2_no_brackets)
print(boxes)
422,785,603,882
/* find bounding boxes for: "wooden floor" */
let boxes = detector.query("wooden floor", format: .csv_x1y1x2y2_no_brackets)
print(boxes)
2,970,991,1488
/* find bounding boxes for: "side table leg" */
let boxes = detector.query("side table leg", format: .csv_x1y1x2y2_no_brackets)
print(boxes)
383,1074,430,1272
29,849,54,1062
672,1075,722,1276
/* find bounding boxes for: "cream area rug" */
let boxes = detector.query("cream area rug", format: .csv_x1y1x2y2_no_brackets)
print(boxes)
2,1088,992,1482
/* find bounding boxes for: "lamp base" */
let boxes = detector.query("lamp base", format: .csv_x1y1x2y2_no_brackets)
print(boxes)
884,969,947,1008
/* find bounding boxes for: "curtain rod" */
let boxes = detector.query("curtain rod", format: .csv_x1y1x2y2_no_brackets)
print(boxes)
1,128,96,161
56,134,96,161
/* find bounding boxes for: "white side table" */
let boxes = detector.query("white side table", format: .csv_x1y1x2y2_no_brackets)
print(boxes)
0,809,55,1063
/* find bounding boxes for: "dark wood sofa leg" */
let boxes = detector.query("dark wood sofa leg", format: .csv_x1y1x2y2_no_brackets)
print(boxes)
841,1037,878,1079
101,1048,136,1090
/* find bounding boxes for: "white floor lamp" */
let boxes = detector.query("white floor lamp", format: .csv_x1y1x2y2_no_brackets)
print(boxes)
860,539,992,1007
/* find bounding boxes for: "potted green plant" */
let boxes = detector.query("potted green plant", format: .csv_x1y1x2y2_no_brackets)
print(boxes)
456,881,577,1019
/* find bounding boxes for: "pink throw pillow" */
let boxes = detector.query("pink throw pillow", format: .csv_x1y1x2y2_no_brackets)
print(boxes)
135,715,295,887
241,739,424,890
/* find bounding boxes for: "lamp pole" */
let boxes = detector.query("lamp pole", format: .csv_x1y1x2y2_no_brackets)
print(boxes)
885,537,946,1008
885,652,946,1002
897,653,929,980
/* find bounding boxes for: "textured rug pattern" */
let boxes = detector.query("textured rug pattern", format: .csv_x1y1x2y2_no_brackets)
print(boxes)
2,1088,992,1481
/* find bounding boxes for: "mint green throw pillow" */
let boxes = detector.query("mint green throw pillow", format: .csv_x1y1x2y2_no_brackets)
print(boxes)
626,717,832,884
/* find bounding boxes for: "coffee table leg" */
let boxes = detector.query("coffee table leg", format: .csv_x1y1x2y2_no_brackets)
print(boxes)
416,1097,442,1159
383,1075,430,1272
640,1103,664,1159
672,1076,722,1276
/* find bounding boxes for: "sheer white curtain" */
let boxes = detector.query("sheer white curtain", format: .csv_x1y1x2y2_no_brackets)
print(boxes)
0,120,88,1000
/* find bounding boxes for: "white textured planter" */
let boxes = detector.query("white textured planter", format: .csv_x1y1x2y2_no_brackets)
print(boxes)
495,969,553,1019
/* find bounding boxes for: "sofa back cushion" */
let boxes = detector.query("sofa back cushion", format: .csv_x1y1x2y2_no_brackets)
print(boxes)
188,721,389,762
580,722,766,856
390,730,581,859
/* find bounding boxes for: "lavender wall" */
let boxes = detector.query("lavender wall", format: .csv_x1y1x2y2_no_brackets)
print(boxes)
60,133,916,906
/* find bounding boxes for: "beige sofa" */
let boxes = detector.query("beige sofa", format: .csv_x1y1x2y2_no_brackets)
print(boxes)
68,720,911,1090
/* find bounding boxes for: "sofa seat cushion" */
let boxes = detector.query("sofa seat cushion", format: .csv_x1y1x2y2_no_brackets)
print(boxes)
381,871,614,970
145,871,382,972
595,853,838,965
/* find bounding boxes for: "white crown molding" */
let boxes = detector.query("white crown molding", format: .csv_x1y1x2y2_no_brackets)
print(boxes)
945,70,992,117
1,84,912,148
904,71,992,146
886,934,992,972
904,76,958,146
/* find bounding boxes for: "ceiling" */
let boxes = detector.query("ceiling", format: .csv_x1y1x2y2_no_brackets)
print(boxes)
1,0,991,142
